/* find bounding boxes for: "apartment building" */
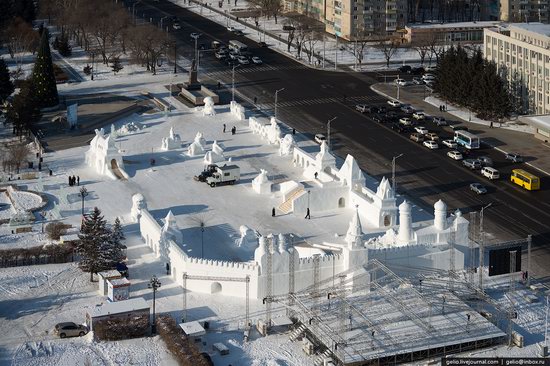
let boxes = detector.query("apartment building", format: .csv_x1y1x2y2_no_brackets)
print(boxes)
284,0,407,40
499,0,550,22
484,23,550,114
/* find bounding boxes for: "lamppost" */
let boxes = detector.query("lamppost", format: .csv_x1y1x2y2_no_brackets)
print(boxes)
148,275,162,334
274,88,285,120
91,52,95,81
391,153,404,193
79,187,88,216
479,202,493,290
173,42,178,74
396,74,401,100
327,116,337,150
307,190,311,213
200,222,205,258
231,64,241,102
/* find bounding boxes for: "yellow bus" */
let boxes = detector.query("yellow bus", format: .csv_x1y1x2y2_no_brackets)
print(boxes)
510,169,540,190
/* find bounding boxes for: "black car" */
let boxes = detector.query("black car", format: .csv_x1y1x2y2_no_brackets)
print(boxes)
377,106,387,114
258,41,268,48
391,123,410,133
372,115,384,123
234,30,244,36
385,111,398,120
399,65,412,73
410,66,425,75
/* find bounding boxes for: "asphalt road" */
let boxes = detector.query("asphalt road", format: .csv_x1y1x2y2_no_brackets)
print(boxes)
131,0,550,279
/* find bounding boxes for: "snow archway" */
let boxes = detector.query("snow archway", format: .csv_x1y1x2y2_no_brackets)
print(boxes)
211,282,222,294
85,128,129,180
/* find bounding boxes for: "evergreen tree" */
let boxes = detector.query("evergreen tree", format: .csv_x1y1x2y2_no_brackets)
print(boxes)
6,80,41,137
57,35,72,57
109,217,126,265
111,57,123,75
0,59,15,104
78,207,112,282
31,29,59,108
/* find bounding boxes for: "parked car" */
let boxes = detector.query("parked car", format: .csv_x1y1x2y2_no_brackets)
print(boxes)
237,56,250,65
387,100,401,107
258,41,268,48
399,117,413,126
314,134,326,144
423,140,439,149
442,139,457,149
505,152,523,163
414,126,429,135
234,30,244,36
470,182,487,195
433,116,447,126
227,26,236,32
477,156,493,167
411,66,425,75
401,105,415,114
463,159,482,170
451,125,468,131
399,65,412,73
395,78,413,86
391,123,408,133
413,111,426,120
228,52,238,60
215,51,227,59
481,167,500,180
385,111,398,119
251,56,262,65
412,77,424,85
54,322,88,338
447,150,463,160
372,115,383,123
355,104,371,113
425,132,439,141
410,133,424,142
377,106,387,114
422,73,435,81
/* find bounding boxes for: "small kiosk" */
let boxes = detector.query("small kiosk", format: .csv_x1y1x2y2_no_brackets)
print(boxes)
98,270,122,295
179,321,206,342
107,277,130,302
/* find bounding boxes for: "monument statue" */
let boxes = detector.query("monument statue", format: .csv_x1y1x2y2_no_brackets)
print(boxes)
184,59,201,90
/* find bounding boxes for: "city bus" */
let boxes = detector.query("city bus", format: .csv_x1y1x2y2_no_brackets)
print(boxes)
454,130,480,149
510,169,540,190
228,40,248,54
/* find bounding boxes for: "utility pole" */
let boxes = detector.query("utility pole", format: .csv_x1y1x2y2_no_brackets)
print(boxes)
327,116,337,151
479,202,492,290
391,153,404,192
322,34,326,68
274,88,285,120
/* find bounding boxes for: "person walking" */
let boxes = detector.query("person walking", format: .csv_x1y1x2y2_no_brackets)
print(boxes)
72,176,76,187
223,123,226,133
217,81,221,89
68,176,72,186
77,176,80,186
254,96,257,104
305,207,311,219
490,121,493,128
292,128,296,135
272,207,276,217
232,126,236,135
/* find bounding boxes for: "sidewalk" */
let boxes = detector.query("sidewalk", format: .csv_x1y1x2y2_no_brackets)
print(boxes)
371,82,550,176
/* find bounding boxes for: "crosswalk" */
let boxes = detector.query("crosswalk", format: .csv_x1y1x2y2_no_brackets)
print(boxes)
203,63,310,78
255,95,385,109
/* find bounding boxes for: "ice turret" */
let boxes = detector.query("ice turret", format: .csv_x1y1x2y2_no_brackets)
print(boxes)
345,206,363,249
434,199,447,231
398,200,413,243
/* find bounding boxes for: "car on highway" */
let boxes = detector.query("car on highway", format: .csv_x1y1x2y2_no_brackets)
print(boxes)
425,132,439,141
414,126,428,135
54,322,88,338
190,32,201,39
412,77,424,85
470,183,487,195
172,20,181,30
227,26,236,32
372,115,384,123
258,41,268,48
463,159,482,170
314,134,326,144
412,111,426,120
423,140,439,149
251,56,262,65
234,30,244,36
377,106,387,114
433,116,447,126
451,124,468,131
481,166,500,180
401,105,415,114
442,139,457,149
447,150,463,160
399,117,413,126
409,133,424,142
505,152,523,163
387,100,401,107
355,104,372,113
215,51,227,59
477,156,493,167
237,56,250,65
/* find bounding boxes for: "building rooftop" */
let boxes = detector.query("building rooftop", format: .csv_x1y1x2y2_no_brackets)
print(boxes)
407,21,501,30
509,22,550,37
89,297,149,318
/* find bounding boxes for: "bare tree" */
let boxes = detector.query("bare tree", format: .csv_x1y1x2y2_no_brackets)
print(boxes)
376,39,400,68
8,143,30,174
413,38,431,65
426,33,445,66
249,0,283,23
303,30,321,63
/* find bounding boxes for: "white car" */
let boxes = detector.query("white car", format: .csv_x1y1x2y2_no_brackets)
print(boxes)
314,134,326,144
227,26,236,32
423,140,439,149
387,100,401,107
399,117,412,126
414,126,429,135
394,78,413,86
190,32,201,39
237,56,250,65
251,56,262,65
447,150,463,160
412,112,426,120
172,22,181,30
442,139,457,149
422,73,435,81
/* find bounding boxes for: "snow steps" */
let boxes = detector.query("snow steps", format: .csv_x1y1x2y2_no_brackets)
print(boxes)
314,351,333,366
289,324,307,342
278,187,305,214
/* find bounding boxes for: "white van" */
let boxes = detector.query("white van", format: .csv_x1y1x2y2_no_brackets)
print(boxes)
481,167,500,180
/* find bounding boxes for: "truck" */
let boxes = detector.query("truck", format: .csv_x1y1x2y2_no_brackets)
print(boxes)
194,164,219,182
206,165,240,187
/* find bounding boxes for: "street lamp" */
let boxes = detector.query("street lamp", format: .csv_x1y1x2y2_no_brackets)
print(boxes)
90,52,95,81
231,64,241,102
79,187,88,216
327,116,337,150
148,275,162,334
274,88,285,120
396,73,400,100
479,202,493,290
173,42,178,74
391,153,404,193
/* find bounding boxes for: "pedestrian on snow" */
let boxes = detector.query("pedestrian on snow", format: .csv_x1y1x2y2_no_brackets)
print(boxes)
254,96,257,104
38,162,42,171
77,176,80,186
223,123,226,133
69,176,72,186
232,126,236,135
217,81,221,89
72,176,76,186
49,169,53,176
439,105,442,112
305,207,311,219
292,128,296,135
314,172,318,179
272,207,276,217
490,121,493,128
